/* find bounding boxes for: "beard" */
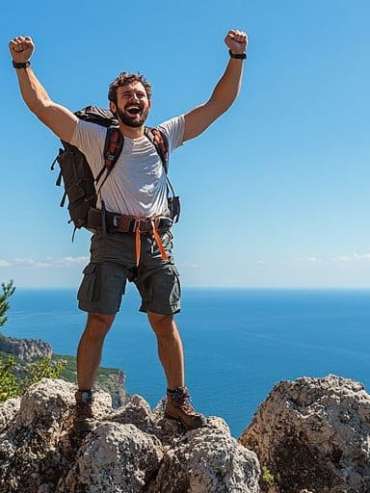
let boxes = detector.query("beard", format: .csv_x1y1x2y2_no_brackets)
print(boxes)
116,106,149,128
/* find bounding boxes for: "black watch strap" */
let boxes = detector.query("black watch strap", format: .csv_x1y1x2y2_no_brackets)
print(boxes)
229,50,247,60
12,60,30,69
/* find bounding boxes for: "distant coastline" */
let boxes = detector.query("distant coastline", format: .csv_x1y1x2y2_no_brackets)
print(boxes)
4,287,370,436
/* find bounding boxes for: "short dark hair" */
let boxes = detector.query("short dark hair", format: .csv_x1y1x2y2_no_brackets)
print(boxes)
108,72,152,103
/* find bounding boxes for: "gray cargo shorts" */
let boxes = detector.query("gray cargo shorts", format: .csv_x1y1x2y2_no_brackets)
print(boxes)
77,230,181,315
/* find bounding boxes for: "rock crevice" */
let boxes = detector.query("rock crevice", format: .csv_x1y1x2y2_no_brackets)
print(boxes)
240,375,370,493
0,378,260,493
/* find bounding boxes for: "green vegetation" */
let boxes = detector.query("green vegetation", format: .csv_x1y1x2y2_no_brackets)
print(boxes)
0,356,21,401
22,356,66,390
0,354,65,402
0,280,15,331
262,465,275,487
0,281,122,403
53,354,121,392
0,352,122,404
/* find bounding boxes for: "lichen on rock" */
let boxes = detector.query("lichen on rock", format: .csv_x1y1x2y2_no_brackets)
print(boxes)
0,378,260,493
239,374,370,493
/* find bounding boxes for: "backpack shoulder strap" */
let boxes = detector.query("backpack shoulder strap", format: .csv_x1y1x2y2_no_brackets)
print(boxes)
103,126,124,172
95,126,124,186
144,127,169,174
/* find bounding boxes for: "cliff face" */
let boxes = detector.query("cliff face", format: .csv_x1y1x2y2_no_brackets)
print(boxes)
239,375,370,493
0,378,260,493
0,335,52,362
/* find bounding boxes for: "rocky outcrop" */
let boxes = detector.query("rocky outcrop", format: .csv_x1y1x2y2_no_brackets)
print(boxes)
0,397,20,434
0,335,52,362
0,378,260,493
3,374,370,492
103,369,128,408
239,375,370,493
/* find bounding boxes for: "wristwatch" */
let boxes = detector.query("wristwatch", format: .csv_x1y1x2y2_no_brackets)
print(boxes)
229,50,247,60
12,60,30,69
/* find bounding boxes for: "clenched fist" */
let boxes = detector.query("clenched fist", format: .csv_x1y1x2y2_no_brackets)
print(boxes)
9,36,34,63
224,29,248,55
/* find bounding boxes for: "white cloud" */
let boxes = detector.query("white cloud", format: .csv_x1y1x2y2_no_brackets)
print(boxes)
333,255,352,263
332,252,370,263
300,253,370,264
0,256,89,269
54,256,89,267
307,256,319,263
177,262,200,270
353,252,370,260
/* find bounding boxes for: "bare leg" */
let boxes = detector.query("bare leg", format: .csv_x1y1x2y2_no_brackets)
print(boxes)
147,312,184,390
77,312,115,390
148,312,206,430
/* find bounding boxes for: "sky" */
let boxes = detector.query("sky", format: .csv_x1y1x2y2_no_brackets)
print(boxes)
1,0,370,288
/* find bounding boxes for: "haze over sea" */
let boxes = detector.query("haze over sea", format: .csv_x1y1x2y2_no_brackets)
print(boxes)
4,287,370,436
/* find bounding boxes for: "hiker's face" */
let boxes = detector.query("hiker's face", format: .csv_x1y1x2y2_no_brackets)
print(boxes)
112,82,151,128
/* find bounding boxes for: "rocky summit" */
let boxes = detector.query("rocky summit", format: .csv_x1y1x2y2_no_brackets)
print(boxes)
1,374,370,492
0,378,260,493
240,374,370,493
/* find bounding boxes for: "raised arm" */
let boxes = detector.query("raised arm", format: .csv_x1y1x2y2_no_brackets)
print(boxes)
183,29,248,142
9,36,78,143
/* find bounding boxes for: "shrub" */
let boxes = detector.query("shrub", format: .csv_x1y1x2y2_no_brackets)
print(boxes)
0,281,66,401
0,280,15,330
262,465,275,486
0,356,21,402
21,357,66,391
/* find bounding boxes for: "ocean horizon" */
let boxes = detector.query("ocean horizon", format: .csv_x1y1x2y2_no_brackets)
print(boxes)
3,287,370,436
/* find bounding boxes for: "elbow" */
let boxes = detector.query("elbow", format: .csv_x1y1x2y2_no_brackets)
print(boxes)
209,96,235,115
27,98,51,116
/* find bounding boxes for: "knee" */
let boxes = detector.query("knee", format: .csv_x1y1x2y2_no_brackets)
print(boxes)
85,312,115,339
148,312,176,337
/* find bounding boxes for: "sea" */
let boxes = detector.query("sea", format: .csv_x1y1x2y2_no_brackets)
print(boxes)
3,287,370,437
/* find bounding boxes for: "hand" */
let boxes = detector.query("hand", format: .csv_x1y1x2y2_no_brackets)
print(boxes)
9,36,34,63
224,29,248,55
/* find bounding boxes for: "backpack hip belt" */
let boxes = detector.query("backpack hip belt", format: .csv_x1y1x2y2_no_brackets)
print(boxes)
87,207,173,234
87,208,172,265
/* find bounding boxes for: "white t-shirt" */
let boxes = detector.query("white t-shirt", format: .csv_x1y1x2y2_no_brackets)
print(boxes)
70,115,185,218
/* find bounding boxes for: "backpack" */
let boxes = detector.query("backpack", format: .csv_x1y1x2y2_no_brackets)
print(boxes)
51,106,180,238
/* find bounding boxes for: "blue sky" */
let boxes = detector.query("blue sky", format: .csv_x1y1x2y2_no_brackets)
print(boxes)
1,0,370,288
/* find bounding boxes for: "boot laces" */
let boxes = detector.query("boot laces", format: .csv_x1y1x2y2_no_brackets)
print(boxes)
171,387,199,416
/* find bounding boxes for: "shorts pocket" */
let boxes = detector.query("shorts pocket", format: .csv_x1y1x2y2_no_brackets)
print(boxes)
77,263,100,303
171,265,181,303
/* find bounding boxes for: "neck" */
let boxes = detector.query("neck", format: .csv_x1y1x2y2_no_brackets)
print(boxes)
118,122,145,139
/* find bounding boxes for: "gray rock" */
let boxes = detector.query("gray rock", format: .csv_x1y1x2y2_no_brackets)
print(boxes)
0,397,20,434
60,422,163,493
108,393,158,433
150,419,260,493
240,375,370,493
0,336,52,362
0,378,112,493
0,378,261,493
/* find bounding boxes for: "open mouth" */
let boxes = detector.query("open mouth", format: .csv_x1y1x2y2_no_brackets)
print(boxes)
126,105,142,116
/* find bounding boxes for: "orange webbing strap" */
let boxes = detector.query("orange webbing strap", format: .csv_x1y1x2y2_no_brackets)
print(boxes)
151,220,169,261
135,222,141,266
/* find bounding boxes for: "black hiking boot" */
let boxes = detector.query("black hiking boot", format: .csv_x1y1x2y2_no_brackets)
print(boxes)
73,389,96,437
165,386,207,431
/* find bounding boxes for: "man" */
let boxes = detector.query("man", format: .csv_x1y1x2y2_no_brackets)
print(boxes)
9,29,248,433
